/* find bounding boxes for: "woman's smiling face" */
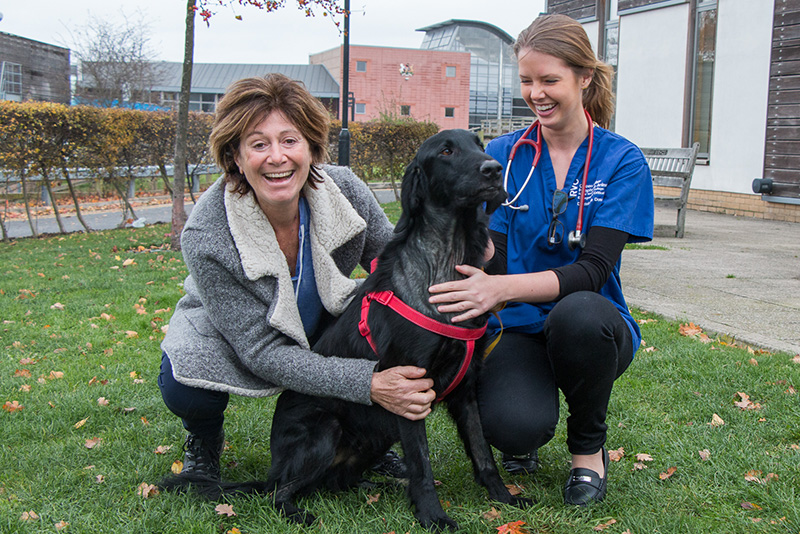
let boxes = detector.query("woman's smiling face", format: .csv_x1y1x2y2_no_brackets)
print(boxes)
234,110,312,217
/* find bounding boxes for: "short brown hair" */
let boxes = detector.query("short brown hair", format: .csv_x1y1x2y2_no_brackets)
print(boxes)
514,14,615,129
210,73,331,194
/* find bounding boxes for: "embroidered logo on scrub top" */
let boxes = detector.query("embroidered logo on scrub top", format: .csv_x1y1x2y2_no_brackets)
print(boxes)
569,178,607,205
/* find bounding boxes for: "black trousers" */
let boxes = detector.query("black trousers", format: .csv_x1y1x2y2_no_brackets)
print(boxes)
477,291,633,456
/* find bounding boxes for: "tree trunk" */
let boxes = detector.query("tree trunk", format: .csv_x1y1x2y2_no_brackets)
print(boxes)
62,167,92,232
171,0,196,251
40,168,67,234
20,172,39,238
158,163,174,195
110,176,138,226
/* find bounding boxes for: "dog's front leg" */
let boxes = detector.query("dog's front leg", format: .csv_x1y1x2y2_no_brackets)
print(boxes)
396,417,458,531
446,394,532,509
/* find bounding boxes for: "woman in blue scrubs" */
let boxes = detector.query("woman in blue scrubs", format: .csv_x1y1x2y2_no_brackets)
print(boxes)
429,14,654,506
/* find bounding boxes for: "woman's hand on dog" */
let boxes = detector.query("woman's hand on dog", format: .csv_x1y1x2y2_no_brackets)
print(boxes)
371,366,435,420
428,265,505,322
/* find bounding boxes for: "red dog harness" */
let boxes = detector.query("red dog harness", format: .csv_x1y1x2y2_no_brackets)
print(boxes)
358,289,486,403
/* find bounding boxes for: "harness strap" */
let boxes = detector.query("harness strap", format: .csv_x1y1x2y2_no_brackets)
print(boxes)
358,289,486,402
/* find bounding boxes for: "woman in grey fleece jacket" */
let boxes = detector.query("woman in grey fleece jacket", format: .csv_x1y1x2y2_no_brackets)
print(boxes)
158,74,435,482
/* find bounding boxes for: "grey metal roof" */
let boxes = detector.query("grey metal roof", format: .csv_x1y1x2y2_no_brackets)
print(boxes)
150,62,340,98
416,20,515,45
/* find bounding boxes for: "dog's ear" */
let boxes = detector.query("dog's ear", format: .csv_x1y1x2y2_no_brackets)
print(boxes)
400,158,425,218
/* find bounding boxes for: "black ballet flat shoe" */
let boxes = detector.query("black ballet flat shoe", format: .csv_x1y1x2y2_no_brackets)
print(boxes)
563,447,608,506
501,450,539,475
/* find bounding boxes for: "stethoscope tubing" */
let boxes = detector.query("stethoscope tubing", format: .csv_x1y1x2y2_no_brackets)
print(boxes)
502,109,595,248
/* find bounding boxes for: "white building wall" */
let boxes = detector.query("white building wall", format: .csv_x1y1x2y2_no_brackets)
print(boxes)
609,0,774,196
614,4,690,147
695,0,773,194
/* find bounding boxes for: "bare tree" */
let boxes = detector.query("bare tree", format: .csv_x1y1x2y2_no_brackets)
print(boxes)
68,10,163,107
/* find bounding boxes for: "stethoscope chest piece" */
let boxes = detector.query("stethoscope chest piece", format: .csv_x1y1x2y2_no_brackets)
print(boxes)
567,230,586,250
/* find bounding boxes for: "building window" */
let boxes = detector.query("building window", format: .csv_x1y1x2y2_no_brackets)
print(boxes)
690,1,717,159
189,92,217,112
1,62,23,98
400,105,411,116
445,107,455,118
355,102,366,115
445,66,457,77
356,60,367,72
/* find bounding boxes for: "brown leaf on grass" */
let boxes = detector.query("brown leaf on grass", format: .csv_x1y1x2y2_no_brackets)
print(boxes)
136,482,159,498
699,449,711,461
50,302,65,311
49,371,64,380
635,453,653,462
483,507,502,521
74,418,88,429
734,392,762,410
171,460,183,474
744,470,776,483
3,401,24,412
85,437,102,449
97,397,109,406
215,503,236,517
659,466,677,480
19,357,36,365
19,384,31,392
741,501,762,510
125,330,139,338
748,358,758,366
792,354,800,364
96,475,105,484
496,520,528,534
20,511,39,521
709,413,725,426
100,312,114,321
593,518,617,531
365,493,380,504
608,447,625,462
504,483,524,496
55,520,69,530
122,258,135,267
154,445,172,454
679,322,703,337
14,369,31,378
632,462,648,471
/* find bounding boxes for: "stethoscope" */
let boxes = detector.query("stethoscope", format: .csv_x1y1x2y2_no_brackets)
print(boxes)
502,109,594,250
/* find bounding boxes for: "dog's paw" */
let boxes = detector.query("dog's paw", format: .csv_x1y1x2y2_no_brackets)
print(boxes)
276,501,316,526
509,495,533,508
419,514,458,532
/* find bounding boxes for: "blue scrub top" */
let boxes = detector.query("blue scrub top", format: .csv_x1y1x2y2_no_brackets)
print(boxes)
486,124,654,354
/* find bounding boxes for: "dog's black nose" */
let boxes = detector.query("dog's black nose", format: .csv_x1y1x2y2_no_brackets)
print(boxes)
480,159,503,179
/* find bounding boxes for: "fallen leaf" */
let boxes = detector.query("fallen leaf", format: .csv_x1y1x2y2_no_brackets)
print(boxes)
125,330,139,338
14,369,31,378
3,401,24,412
100,312,114,321
19,384,31,392
215,503,236,517
593,519,617,531
792,354,800,364
49,371,64,379
504,483,523,496
632,462,648,470
171,460,183,474
608,447,625,462
709,413,725,426
679,322,703,337
635,453,653,462
483,507,502,521
365,493,380,504
122,258,135,267
659,466,677,480
19,357,36,364
55,520,69,530
741,501,762,510
699,449,711,461
50,302,65,310
748,358,758,366
20,511,39,521
136,482,159,498
154,445,172,454
497,520,528,534
74,418,89,429
141,416,150,425
96,475,105,484
227,529,242,534
97,397,109,406
85,437,102,449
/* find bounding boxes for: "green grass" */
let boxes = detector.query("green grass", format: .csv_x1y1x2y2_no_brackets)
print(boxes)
1,224,799,534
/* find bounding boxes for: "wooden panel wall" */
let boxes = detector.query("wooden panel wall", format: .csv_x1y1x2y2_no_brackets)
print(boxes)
765,0,800,198
618,0,684,12
547,0,598,21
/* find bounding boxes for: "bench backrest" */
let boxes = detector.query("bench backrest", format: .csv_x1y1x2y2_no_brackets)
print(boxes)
640,143,700,190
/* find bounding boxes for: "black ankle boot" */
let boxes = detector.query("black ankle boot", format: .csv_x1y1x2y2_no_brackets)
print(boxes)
180,430,225,481
502,450,539,475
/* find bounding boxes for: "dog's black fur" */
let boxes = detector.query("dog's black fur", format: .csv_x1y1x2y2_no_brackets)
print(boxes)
161,129,529,531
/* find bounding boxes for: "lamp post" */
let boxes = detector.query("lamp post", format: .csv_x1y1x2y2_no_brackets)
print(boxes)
337,0,351,166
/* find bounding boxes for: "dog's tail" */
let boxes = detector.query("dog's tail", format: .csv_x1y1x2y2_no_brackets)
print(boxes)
158,474,270,499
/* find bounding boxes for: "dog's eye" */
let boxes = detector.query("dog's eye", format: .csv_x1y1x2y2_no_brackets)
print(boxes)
440,147,453,156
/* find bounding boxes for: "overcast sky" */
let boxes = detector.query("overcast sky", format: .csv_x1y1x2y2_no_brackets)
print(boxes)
1,1,545,65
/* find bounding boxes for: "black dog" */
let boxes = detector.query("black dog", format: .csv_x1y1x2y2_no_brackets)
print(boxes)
266,129,529,530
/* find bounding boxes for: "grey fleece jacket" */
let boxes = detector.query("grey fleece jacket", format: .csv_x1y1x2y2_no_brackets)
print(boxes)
161,165,393,403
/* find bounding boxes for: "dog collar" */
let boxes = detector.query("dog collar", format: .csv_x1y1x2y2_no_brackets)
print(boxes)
358,289,486,403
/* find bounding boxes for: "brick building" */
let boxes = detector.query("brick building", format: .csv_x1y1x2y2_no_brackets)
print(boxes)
311,45,471,129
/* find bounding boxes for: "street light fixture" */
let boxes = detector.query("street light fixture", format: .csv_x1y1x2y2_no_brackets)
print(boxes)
337,0,351,167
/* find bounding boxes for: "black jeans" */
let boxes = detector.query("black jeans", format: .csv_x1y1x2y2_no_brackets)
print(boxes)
477,291,633,456
158,352,229,437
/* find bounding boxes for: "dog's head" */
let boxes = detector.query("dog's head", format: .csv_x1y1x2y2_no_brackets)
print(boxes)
400,129,506,219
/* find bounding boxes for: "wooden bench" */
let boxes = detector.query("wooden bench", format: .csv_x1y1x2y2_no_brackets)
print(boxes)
640,142,700,238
